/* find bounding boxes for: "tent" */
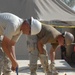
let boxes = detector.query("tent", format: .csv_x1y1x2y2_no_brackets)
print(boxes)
0,0,75,21
0,0,75,59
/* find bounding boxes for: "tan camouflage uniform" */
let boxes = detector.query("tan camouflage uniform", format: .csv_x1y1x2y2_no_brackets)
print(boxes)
0,36,11,75
26,35,51,75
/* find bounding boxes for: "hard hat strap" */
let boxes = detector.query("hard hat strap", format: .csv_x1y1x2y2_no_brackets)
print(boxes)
62,33,65,38
26,18,31,26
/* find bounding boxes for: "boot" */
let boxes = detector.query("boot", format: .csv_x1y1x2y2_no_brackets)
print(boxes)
45,70,52,75
49,62,58,75
30,64,37,75
31,71,37,75
39,54,51,75
2,72,11,75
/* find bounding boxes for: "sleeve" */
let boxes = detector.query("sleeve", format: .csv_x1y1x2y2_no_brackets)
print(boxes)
11,32,22,42
4,24,15,40
39,34,51,44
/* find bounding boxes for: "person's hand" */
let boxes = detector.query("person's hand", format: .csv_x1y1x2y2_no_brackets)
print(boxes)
11,60,18,71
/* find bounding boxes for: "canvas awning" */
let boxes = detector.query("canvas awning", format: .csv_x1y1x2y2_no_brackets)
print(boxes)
0,0,75,21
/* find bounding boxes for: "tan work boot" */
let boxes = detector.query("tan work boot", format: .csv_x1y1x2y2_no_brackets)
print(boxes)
30,64,37,75
2,72,11,75
49,62,58,75
45,70,52,75
31,72,37,75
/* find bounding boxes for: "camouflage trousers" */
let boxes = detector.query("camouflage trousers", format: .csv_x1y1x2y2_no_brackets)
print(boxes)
27,35,39,73
0,48,11,75
26,35,47,75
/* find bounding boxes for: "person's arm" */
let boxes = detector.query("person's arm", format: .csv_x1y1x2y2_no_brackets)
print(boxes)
11,46,16,59
50,46,55,63
37,34,50,54
37,40,45,54
1,36,18,71
50,44,58,63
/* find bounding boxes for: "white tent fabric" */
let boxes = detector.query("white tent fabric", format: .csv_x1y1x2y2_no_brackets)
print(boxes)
0,0,75,21
0,0,75,59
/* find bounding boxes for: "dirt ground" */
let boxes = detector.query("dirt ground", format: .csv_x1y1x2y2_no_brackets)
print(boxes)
10,60,75,75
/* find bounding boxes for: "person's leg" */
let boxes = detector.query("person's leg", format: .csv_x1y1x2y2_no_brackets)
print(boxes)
49,46,58,75
29,49,39,75
39,49,51,75
27,35,38,75
3,53,11,75
0,49,4,75
27,35,51,75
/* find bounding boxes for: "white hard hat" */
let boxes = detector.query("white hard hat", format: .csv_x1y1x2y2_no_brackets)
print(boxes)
64,31,74,45
30,17,42,35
